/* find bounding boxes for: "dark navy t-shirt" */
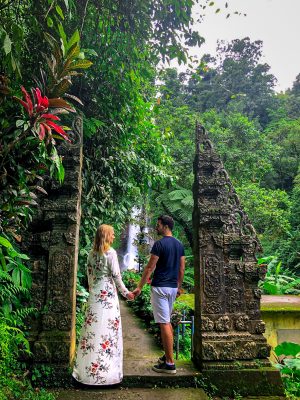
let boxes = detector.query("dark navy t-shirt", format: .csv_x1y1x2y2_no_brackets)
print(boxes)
150,236,185,288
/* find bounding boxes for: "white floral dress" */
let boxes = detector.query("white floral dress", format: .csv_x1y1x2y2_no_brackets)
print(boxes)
72,248,129,385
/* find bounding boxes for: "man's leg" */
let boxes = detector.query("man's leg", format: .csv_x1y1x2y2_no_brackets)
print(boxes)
160,322,174,364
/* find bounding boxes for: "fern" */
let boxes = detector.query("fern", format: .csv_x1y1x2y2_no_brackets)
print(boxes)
5,307,37,327
0,272,28,303
157,187,193,222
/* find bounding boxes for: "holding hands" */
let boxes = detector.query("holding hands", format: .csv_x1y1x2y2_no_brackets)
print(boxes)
126,291,135,301
125,287,142,301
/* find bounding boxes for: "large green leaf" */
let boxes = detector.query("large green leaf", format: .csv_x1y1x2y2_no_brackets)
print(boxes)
263,281,279,295
275,342,300,357
0,236,12,249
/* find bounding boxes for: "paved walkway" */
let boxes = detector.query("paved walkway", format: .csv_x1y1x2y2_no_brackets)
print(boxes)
121,300,200,385
56,300,206,399
55,300,286,400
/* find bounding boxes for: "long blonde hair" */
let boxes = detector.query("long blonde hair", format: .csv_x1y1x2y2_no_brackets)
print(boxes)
93,224,114,255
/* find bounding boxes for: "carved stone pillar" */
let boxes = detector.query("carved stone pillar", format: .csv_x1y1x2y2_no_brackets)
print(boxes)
24,116,83,375
193,123,283,396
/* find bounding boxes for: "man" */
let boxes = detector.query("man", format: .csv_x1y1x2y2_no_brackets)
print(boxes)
133,215,185,374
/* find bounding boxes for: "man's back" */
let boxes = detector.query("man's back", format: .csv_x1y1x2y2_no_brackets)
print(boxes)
151,236,185,288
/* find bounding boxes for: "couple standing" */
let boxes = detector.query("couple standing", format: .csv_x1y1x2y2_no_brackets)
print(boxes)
72,215,185,386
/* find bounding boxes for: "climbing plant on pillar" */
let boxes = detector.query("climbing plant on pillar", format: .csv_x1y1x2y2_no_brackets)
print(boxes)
0,5,91,372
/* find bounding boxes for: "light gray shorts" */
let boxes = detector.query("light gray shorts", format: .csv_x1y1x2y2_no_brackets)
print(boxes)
151,286,178,324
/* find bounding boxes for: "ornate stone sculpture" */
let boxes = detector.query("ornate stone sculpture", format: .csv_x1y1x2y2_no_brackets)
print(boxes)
193,122,276,370
24,116,83,371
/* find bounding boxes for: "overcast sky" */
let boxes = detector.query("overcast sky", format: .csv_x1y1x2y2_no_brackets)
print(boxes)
184,0,300,92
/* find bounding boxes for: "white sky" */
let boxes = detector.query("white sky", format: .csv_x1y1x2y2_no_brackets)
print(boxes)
180,0,300,92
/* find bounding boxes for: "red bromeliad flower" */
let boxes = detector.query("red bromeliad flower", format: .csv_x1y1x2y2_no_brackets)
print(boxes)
13,86,70,143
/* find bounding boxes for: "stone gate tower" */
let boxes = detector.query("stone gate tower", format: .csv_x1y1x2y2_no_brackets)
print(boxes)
192,123,283,395
25,116,83,378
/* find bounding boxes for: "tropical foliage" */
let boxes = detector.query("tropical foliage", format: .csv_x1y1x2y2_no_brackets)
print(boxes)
274,341,300,398
0,0,300,397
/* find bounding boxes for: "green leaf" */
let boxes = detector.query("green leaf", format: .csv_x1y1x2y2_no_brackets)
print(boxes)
263,281,278,295
12,268,20,285
16,120,24,128
67,29,80,52
275,261,282,277
21,269,32,288
3,34,12,55
283,358,300,369
69,59,93,70
66,42,80,60
55,5,64,20
0,236,12,249
82,48,98,57
58,23,67,56
46,16,54,28
51,147,65,183
275,342,300,357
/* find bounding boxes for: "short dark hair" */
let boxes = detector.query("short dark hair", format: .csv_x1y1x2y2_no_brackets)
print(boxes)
158,215,174,231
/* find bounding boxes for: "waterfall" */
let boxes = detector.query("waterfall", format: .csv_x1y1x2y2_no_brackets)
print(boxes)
122,207,140,271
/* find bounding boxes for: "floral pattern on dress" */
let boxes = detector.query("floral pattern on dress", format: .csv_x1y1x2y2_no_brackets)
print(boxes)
85,357,109,384
72,248,129,385
84,307,98,328
108,317,120,334
98,334,115,358
80,332,95,356
95,284,115,308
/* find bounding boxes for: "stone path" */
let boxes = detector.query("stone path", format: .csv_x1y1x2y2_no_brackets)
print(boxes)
55,300,286,400
121,300,200,386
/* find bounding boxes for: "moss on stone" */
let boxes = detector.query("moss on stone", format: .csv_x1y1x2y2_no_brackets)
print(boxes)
261,303,300,312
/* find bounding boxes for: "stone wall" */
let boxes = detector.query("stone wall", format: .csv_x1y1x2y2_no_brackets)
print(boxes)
23,116,83,370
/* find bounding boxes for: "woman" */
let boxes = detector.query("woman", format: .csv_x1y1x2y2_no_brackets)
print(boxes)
72,224,134,385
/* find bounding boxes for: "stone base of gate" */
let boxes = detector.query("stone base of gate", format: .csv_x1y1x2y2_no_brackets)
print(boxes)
198,362,284,397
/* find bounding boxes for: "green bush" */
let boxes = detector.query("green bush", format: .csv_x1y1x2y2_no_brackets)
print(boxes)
258,256,300,295
0,319,55,400
274,341,300,399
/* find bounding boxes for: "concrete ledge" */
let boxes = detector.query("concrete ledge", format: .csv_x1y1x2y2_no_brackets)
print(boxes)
122,374,199,388
201,367,285,397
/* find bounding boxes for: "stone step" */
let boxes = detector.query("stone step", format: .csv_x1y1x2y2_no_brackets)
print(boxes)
55,387,209,400
55,388,286,400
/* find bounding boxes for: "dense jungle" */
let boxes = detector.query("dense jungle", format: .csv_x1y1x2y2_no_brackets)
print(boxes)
0,0,299,399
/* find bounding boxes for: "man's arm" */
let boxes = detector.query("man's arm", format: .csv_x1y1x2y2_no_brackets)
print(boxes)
177,256,185,296
132,254,159,297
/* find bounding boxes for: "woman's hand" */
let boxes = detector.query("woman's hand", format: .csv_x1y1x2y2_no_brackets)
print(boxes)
126,291,135,301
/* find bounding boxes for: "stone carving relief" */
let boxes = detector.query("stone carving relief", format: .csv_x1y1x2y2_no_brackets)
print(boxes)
201,317,214,331
193,123,271,365
235,315,249,331
204,301,222,314
215,316,230,332
203,254,222,297
26,116,83,368
202,343,219,360
239,342,257,359
219,342,237,360
255,321,266,334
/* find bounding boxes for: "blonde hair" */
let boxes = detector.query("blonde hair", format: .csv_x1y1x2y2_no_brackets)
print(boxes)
93,224,114,255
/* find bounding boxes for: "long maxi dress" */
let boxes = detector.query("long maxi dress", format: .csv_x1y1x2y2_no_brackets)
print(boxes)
72,248,130,385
